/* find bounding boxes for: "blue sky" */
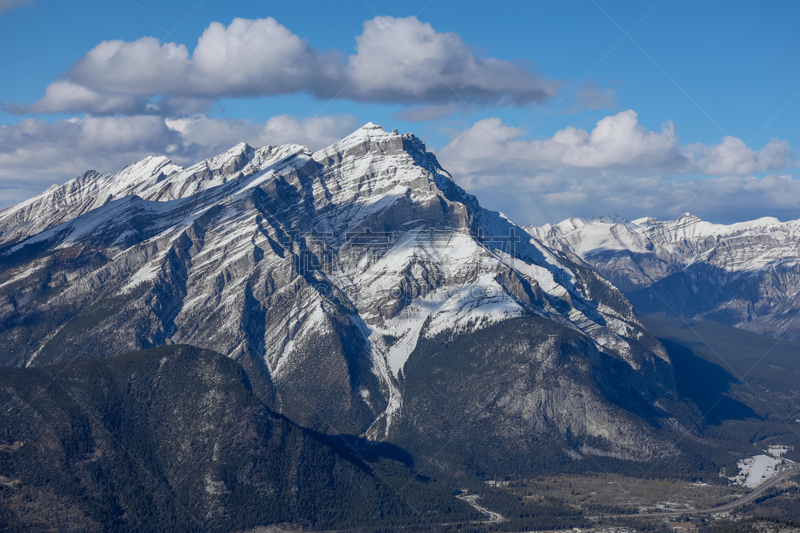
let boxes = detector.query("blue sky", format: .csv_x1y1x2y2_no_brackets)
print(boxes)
1,0,798,225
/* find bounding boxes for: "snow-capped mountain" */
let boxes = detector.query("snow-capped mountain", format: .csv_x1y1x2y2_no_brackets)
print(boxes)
0,142,306,248
527,213,800,339
0,124,679,465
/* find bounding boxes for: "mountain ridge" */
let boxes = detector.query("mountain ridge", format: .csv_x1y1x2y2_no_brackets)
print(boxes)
526,213,800,339
0,140,307,249
0,123,679,469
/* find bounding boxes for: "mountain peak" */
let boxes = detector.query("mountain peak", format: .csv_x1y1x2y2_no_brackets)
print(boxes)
341,122,399,141
678,212,701,222
193,141,256,172
230,140,251,150
314,122,403,163
357,122,398,134
101,155,183,200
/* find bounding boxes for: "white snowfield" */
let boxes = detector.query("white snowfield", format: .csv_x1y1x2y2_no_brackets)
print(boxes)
730,455,782,489
729,446,795,489
0,123,669,438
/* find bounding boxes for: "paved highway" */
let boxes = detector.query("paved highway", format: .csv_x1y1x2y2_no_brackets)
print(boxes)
600,463,800,519
457,491,505,522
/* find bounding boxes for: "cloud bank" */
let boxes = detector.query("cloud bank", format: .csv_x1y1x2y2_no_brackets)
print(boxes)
437,111,798,224
16,16,561,116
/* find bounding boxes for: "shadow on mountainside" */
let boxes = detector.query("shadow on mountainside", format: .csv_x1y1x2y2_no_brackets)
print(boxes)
659,338,760,425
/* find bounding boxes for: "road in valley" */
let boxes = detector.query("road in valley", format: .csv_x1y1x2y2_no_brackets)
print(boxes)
457,491,505,522
598,463,800,519
458,464,800,524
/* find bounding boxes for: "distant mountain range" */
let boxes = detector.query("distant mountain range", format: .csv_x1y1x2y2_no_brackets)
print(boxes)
527,214,800,339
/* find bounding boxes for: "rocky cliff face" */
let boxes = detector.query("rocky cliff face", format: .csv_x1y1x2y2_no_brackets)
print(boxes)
527,214,800,339
0,124,678,465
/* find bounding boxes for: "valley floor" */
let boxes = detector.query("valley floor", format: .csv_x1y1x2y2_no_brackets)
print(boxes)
477,471,800,533
287,471,800,533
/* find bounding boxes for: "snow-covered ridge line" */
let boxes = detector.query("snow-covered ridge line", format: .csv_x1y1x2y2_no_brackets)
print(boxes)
527,212,800,274
0,123,431,249
0,140,309,248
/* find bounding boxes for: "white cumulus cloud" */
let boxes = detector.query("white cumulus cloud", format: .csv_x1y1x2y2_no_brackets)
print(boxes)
344,16,560,106
691,136,792,175
436,111,798,225
17,16,562,117
439,110,690,177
